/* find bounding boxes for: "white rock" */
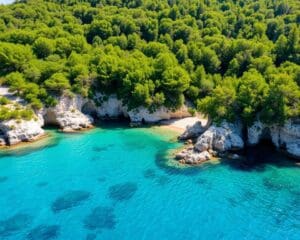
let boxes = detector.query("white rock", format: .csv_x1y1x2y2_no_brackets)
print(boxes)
0,119,45,145
43,95,93,131
179,121,206,140
127,105,191,123
247,121,264,145
248,119,300,159
94,94,126,118
194,121,244,152
96,94,191,123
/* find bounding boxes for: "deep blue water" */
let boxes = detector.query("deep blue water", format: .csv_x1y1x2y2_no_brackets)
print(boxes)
0,125,299,240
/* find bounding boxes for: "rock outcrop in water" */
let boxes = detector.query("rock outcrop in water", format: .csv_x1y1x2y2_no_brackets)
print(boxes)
176,121,243,164
0,119,45,146
194,121,244,152
177,118,300,164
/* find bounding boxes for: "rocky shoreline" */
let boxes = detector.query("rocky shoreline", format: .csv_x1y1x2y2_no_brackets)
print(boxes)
0,87,299,161
0,89,192,147
175,119,300,164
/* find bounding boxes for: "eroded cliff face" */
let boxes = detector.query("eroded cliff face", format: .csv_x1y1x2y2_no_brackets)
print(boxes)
94,94,191,122
177,118,300,164
0,92,193,146
248,120,300,159
42,95,93,132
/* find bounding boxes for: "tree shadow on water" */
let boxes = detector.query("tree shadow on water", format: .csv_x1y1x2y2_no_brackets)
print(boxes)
220,140,299,172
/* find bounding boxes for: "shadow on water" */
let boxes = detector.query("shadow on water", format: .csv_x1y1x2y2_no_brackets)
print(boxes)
220,140,300,172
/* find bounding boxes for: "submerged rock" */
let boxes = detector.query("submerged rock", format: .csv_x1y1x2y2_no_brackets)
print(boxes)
108,182,137,202
51,190,91,212
83,206,116,230
0,213,32,237
27,224,60,240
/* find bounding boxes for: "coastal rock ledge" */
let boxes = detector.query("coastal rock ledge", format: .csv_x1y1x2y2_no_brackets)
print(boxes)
248,119,300,159
43,95,94,132
176,118,300,164
176,121,244,164
0,119,45,146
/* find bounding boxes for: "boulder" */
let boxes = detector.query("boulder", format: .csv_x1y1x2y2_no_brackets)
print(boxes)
194,121,244,152
0,119,45,145
179,121,206,140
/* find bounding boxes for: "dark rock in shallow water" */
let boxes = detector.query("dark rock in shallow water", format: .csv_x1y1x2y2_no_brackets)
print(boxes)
27,224,60,240
156,176,170,186
97,177,106,182
0,213,32,237
262,177,293,191
86,233,97,240
36,181,48,187
84,206,116,230
195,178,208,185
108,182,137,202
92,146,108,152
51,190,91,212
0,176,8,183
143,169,156,179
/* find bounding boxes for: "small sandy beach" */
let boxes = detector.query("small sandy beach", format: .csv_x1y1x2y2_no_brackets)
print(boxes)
159,116,208,134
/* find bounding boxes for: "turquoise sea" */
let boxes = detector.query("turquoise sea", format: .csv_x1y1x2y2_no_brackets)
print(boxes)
0,125,299,240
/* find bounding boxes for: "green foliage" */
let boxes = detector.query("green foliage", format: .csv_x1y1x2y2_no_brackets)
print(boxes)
33,37,55,59
0,96,9,105
0,0,299,125
44,73,71,93
0,106,34,121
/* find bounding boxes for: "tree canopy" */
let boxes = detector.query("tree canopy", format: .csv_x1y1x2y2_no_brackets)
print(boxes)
0,0,299,124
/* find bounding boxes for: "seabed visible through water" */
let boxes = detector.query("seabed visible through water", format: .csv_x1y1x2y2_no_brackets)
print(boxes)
0,124,299,240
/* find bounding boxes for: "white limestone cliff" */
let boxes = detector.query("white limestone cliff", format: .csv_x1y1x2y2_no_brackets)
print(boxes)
43,95,93,132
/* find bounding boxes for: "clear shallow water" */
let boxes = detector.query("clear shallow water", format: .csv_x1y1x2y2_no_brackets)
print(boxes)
0,125,299,240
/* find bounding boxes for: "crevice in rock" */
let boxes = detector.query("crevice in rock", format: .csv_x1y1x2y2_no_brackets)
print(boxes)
43,110,59,127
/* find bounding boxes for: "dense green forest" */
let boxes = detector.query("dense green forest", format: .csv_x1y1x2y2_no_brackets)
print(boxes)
0,0,299,125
